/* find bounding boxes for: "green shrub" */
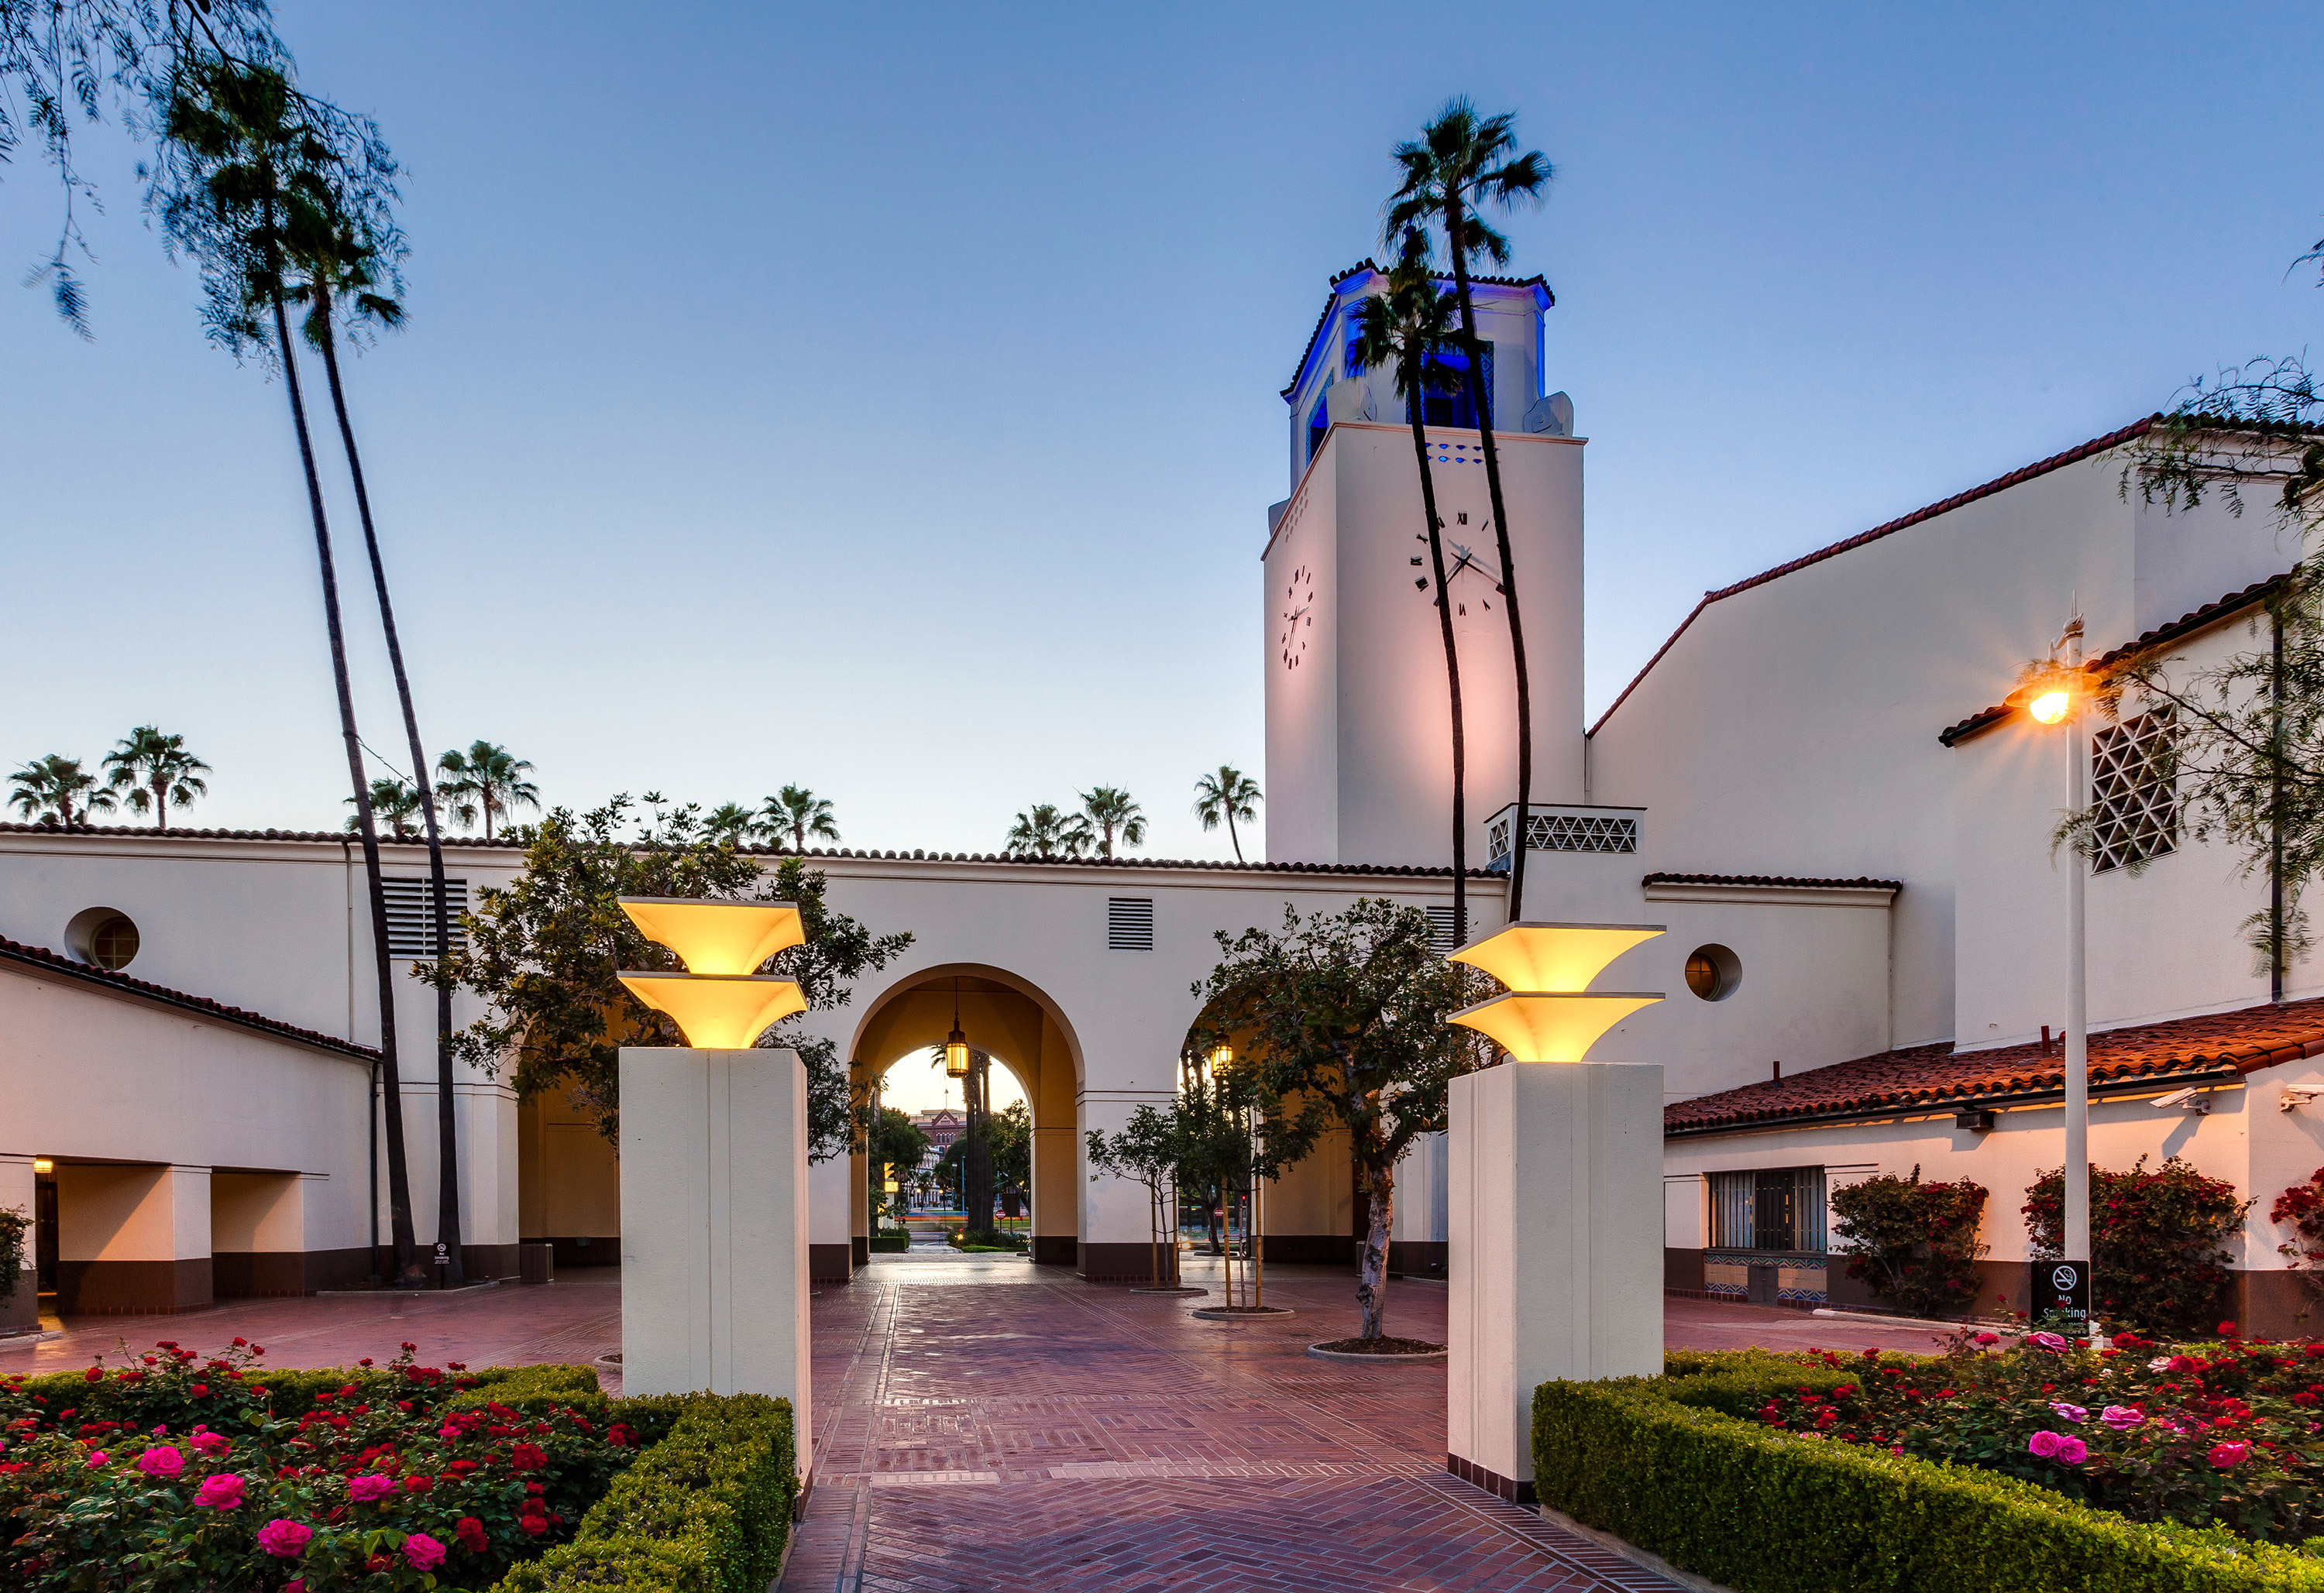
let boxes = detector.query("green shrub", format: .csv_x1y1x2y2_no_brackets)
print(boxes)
2026,1155,2252,1337
496,1392,796,1593
1829,1169,1989,1318
1535,1359,2324,1593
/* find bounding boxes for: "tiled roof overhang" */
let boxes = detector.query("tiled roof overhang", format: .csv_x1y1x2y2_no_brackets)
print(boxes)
0,936,378,1061
1937,575,2290,747
1663,996,2324,1138
1642,871,1902,892
1590,418,2161,740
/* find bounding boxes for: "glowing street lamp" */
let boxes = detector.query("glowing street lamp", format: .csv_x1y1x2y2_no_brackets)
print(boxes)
2026,615,2093,1335
1448,922,1666,1062
615,897,806,1049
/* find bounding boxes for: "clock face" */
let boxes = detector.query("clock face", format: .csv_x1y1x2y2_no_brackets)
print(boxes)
1278,564,1315,670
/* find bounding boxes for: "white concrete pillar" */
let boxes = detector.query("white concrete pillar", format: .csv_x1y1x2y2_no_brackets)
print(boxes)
1448,1063,1663,1502
807,1148,855,1282
0,1154,36,1334
617,1048,811,1443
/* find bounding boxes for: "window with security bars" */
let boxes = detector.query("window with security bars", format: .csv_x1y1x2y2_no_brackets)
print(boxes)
1107,898,1154,951
1488,812,1640,863
1708,1167,1827,1252
381,877,468,957
2089,709,2178,874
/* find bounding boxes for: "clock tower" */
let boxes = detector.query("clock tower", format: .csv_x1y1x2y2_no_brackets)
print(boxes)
1262,262,1586,872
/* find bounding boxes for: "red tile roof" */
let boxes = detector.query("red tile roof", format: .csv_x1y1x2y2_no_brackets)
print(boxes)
1664,996,2324,1137
1590,418,2161,739
1937,576,2288,747
0,936,377,1061
1642,871,1902,892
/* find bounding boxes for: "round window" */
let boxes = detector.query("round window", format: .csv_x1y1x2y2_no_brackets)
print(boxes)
66,907,140,970
1686,943,1739,1002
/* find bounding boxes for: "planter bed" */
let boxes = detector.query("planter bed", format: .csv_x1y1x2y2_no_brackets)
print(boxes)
0,1339,794,1593
1535,1339,2324,1593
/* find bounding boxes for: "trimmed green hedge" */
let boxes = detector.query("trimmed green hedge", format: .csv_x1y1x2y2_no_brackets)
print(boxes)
497,1392,796,1593
1535,1355,2324,1593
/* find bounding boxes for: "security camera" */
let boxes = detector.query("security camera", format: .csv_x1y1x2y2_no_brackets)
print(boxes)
2284,1087,2322,1113
2154,1087,2210,1113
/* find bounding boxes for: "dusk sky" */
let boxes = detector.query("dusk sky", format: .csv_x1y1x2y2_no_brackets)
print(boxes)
9,3,2322,859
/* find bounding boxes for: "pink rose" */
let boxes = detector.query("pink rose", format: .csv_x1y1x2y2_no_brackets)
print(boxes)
403,1533,447,1571
2054,1435,2088,1464
84,1451,108,1468
438,1424,460,1440
2100,1405,2144,1431
136,1446,184,1478
2211,1440,2252,1468
2027,1430,2067,1459
2048,1402,2088,1424
2027,1331,2068,1352
189,1430,229,1458
258,1519,314,1559
348,1473,396,1502
192,1473,246,1509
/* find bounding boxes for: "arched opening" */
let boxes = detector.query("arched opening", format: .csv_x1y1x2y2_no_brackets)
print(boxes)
844,965,1085,1267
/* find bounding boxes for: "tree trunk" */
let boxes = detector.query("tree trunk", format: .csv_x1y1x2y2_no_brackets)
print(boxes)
1356,1163,1395,1340
311,287,466,1286
273,290,422,1285
153,778,167,830
1444,193,1532,923
1226,812,1242,864
1406,367,1466,936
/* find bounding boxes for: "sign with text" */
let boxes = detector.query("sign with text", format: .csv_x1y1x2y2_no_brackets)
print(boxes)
2038,1258,2091,1332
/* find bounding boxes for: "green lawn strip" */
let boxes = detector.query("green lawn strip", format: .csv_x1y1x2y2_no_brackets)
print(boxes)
1535,1355,2324,1593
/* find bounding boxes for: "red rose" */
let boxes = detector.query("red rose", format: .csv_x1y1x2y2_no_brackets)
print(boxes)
455,1516,488,1554
518,1515,547,1536
83,1368,103,1384
510,1443,547,1471
191,1385,208,1397
404,1475,432,1493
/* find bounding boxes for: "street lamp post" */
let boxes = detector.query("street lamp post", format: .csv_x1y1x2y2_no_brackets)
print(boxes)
2030,615,2094,1339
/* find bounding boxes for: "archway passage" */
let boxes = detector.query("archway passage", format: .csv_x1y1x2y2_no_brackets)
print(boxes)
843,968,1082,1271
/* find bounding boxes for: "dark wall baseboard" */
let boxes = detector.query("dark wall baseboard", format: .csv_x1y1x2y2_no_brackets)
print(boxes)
1253,1234,1354,1267
1031,1235,1077,1266
1447,1453,1534,1505
54,1257,212,1315
809,1243,854,1283
530,1237,619,1269
1388,1241,1446,1279
1078,1241,1178,1283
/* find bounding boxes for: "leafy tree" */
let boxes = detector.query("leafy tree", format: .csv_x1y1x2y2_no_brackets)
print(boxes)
705,802,757,846
867,1105,930,1228
1828,1169,1989,1320
346,775,428,839
985,1099,1031,1217
1085,1104,1182,1286
1354,235,1470,931
1386,99,1551,918
436,741,538,840
758,784,838,853
418,794,911,1156
156,54,424,1282
1193,898,1487,1340
100,725,208,829
1172,1051,1253,1260
1191,766,1260,863
2026,1156,2254,1337
8,754,115,826
1005,803,1092,858
1079,787,1147,858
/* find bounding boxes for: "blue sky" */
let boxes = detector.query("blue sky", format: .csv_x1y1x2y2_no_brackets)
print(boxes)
8,2,2322,858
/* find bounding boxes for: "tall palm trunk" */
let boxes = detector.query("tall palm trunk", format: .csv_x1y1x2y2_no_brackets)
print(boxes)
1225,812,1243,864
1405,373,1466,939
272,289,423,1283
1443,194,1534,922
311,282,466,1286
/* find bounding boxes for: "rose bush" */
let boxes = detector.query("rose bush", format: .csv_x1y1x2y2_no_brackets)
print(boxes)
1752,1327,2324,1544
0,1341,662,1591
2024,1155,2251,1337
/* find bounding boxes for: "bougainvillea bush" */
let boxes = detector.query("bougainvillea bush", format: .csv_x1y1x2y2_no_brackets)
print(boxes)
0,1341,668,1591
1754,1327,2324,1545
2025,1155,2252,1338
1827,1170,1989,1319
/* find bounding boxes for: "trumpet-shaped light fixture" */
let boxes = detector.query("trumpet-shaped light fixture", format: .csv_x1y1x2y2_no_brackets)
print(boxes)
944,980,971,1077
1447,922,1666,1063
617,971,806,1050
618,897,803,976
614,896,806,1049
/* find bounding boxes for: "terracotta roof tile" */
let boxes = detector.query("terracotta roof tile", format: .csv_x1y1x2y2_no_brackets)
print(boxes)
1642,871,1902,892
1665,996,2324,1137
0,936,377,1060
1590,418,2161,739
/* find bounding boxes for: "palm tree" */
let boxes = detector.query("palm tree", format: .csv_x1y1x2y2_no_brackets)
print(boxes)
1006,804,1092,857
437,741,539,841
1387,99,1552,918
285,196,469,1282
1354,236,1469,939
161,57,425,1283
758,784,839,853
1080,787,1147,859
347,776,427,839
1192,766,1262,863
706,802,757,846
101,726,211,829
8,755,115,826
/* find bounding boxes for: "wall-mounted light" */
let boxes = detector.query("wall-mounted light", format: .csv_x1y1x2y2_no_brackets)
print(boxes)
33,1159,53,1174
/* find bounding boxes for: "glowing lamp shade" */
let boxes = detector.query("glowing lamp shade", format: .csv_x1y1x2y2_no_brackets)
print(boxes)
33,1159,53,1174
2028,688,2071,725
1208,1042,1235,1072
1449,991,1662,1063
617,971,806,1049
617,898,804,977
944,1028,971,1078
1450,922,1666,994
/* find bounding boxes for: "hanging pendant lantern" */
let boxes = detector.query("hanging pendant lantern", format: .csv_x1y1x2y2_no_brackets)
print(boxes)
944,979,971,1077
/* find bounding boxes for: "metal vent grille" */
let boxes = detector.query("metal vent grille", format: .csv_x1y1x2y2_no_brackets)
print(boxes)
1427,906,1463,953
2090,709,2178,874
1488,812,1641,862
381,877,468,958
1106,898,1154,952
